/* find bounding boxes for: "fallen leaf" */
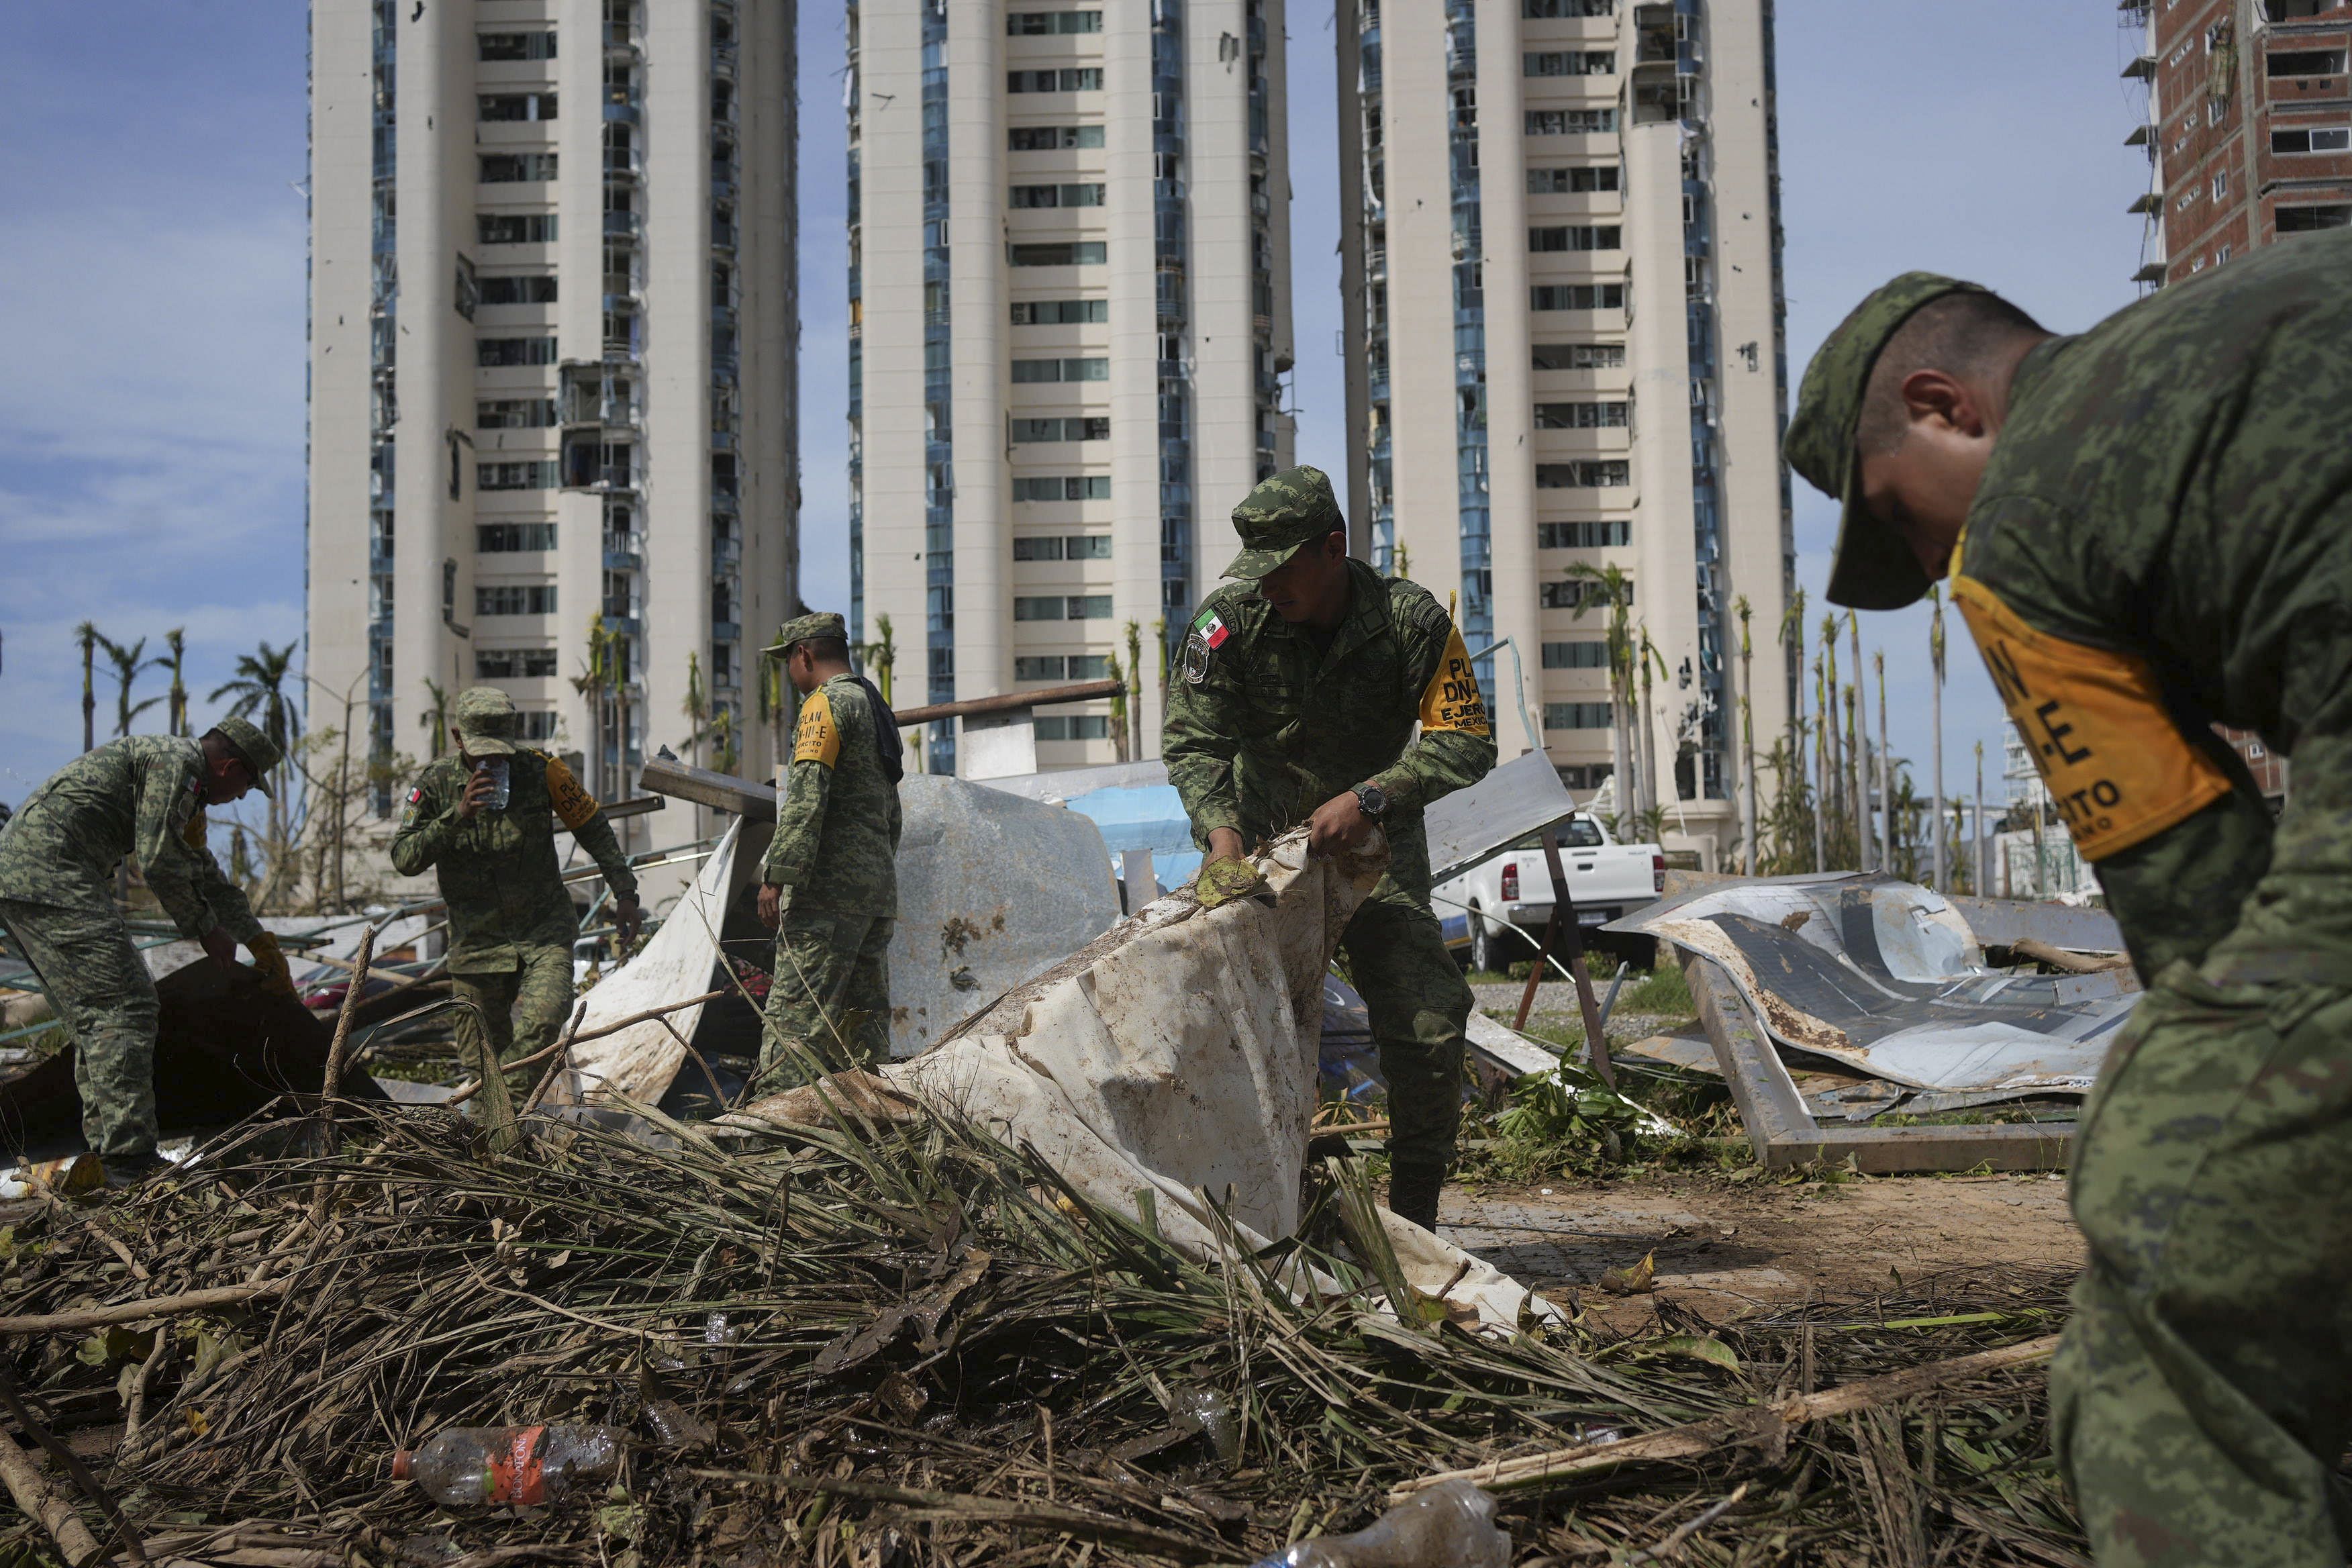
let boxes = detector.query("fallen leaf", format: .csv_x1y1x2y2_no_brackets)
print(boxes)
1635,1333,1742,1372
1597,1251,1656,1295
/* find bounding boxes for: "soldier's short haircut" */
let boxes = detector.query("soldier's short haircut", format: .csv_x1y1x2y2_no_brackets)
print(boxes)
797,634,851,664
1856,291,2047,456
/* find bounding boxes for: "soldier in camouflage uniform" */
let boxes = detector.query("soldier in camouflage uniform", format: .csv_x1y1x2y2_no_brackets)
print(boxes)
391,688,641,1085
1787,228,2352,1568
1163,466,1496,1232
753,612,904,1093
0,718,293,1183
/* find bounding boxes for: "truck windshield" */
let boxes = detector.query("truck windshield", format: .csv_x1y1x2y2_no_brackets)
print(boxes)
1512,819,1604,850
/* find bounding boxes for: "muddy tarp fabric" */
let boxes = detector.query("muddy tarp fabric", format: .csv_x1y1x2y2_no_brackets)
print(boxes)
1608,872,2140,1096
717,828,1561,1336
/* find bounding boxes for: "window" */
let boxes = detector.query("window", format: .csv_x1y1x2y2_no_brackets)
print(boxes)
1008,10,1103,33
1540,640,1612,668
1538,520,1631,548
1011,298,1109,324
1014,476,1112,501
477,461,560,491
1523,0,1614,13
478,522,557,552
479,93,558,121
1536,459,1631,487
1012,534,1114,559
1010,242,1108,266
2212,170,2229,200
479,154,559,185
2273,126,2352,153
2267,48,2347,77
2217,243,2233,262
478,213,559,244
1543,702,1614,730
1524,51,1616,76
1036,714,1112,740
1530,224,1621,251
1532,342,1624,369
1534,401,1628,428
516,711,560,741
475,648,561,678
477,584,559,614
1011,183,1108,209
478,398,559,428
478,275,558,305
479,31,557,60
477,336,558,367
1012,356,1110,382
1009,68,1105,93
1010,417,1112,442
1008,125,1107,150
1525,108,1616,135
1530,283,1626,310
1016,655,1067,680
1527,165,1620,193
2278,203,2351,230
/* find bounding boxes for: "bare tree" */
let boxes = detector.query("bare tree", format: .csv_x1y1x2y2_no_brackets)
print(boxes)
162,628,190,736
75,622,97,752
1929,587,1947,890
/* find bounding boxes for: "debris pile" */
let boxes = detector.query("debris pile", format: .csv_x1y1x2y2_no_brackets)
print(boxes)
0,1099,2091,1565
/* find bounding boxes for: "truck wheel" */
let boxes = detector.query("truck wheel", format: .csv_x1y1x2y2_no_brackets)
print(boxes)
1468,908,1492,975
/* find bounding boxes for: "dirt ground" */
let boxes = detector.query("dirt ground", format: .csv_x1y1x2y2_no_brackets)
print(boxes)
1442,1169,2084,1331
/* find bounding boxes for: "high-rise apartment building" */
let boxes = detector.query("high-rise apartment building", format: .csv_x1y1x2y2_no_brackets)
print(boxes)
2125,0,2352,289
849,1,1295,773
309,0,798,830
1338,0,1788,853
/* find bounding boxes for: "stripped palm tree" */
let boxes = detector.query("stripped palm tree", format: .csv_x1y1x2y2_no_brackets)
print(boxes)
96,633,163,738
209,640,305,909
1734,595,1756,873
161,628,191,736
1777,588,1808,865
419,679,452,759
75,622,98,752
1929,586,1948,890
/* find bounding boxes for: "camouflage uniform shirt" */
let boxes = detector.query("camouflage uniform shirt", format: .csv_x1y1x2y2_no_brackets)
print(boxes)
390,750,637,973
1163,559,1497,893
1949,226,2352,980
0,736,262,942
763,673,903,916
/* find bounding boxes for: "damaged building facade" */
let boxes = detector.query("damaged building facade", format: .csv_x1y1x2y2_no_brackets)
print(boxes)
848,1,1297,774
307,0,801,828
1336,0,1792,850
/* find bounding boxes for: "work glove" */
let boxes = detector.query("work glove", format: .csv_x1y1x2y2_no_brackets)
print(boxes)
247,931,297,997
1194,854,1269,911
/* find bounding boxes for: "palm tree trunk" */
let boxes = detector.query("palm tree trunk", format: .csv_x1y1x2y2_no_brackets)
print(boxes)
1738,616,1757,875
1811,659,1828,873
1930,595,1947,891
1875,650,1892,872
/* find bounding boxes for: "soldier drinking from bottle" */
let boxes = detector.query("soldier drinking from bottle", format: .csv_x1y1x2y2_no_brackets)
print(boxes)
392,687,641,1087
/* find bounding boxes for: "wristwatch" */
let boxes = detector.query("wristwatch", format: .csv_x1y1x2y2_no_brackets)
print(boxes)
1353,782,1389,820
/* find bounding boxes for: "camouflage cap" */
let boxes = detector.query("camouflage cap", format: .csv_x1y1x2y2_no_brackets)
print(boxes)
762,611,848,659
453,685,521,756
210,716,281,797
1220,466,1344,579
1786,271,1993,611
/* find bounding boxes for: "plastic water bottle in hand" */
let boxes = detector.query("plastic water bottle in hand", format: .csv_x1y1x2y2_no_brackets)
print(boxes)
1248,1480,1510,1567
389,1425,622,1506
479,757,511,812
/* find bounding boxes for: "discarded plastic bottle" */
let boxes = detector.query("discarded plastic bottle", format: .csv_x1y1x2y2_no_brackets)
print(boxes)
1248,1480,1510,1568
389,1426,622,1507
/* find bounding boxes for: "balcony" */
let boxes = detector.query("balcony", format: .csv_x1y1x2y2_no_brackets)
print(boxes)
2122,54,2157,81
2128,191,2161,213
603,209,643,238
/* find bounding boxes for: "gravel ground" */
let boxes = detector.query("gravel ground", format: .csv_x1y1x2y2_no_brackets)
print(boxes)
1471,982,1685,1044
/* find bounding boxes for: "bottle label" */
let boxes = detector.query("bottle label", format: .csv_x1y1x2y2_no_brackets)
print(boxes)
488,1426,548,1505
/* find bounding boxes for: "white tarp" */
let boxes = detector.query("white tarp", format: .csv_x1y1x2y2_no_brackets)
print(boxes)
719,828,1561,1336
544,822,747,1107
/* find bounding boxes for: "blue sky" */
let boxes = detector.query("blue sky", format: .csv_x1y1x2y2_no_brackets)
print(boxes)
0,0,2153,832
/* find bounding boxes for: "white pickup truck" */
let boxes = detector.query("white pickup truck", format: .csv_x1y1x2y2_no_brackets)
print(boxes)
1430,813,1665,973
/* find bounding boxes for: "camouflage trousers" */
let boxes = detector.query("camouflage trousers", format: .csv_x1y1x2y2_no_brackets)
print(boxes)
757,910,893,1095
2051,963,2352,1567
1337,881,1470,1179
0,899,162,1157
451,942,575,1077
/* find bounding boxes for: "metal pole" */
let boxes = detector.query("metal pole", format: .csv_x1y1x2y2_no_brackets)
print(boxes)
1510,828,1615,1089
